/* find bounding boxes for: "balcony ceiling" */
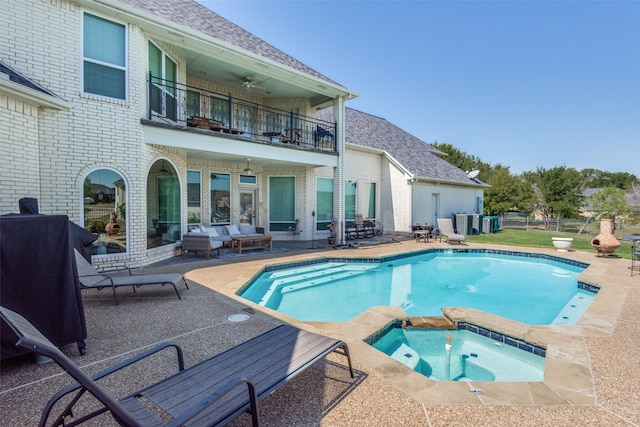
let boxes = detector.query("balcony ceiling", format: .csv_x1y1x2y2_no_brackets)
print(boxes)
183,48,336,107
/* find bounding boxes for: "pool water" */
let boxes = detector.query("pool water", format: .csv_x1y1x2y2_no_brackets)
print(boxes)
371,327,545,382
239,250,592,324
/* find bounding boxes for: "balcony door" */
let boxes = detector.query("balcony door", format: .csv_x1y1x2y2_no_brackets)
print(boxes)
149,42,177,121
239,190,256,226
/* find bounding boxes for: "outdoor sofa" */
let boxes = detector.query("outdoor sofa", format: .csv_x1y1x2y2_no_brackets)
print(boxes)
188,224,266,248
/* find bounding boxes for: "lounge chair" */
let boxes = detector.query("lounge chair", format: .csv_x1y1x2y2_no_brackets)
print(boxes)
437,218,466,245
74,250,188,304
0,306,354,427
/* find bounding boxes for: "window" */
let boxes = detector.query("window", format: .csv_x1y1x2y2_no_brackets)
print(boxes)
269,177,295,231
266,111,281,133
316,178,333,231
362,182,376,220
147,161,180,249
83,13,126,99
235,104,255,134
345,180,356,221
149,42,177,120
210,96,229,124
240,175,257,185
186,90,201,118
211,173,231,224
187,171,201,225
83,168,127,255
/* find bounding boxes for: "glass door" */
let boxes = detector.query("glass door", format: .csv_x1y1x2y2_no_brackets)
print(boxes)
239,190,256,226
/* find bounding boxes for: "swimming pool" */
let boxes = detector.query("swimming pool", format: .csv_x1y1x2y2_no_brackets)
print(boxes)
238,249,594,325
369,324,545,382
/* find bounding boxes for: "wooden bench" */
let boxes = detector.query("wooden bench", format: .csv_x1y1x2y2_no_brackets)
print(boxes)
0,306,354,427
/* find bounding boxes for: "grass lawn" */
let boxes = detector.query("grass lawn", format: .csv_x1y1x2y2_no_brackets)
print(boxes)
465,228,636,260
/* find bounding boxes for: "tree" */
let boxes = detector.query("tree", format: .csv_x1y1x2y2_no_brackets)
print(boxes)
588,186,634,229
483,165,535,215
580,169,638,190
532,166,583,227
628,181,640,210
431,142,488,174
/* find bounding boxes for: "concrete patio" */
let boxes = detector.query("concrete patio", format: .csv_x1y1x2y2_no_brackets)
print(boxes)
1,236,639,426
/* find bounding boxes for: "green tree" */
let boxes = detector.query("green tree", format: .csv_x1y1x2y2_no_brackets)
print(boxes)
483,165,535,215
580,169,638,190
431,142,489,174
588,186,633,228
532,166,583,227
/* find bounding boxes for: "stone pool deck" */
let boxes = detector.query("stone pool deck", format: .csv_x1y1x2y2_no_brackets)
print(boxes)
1,238,639,426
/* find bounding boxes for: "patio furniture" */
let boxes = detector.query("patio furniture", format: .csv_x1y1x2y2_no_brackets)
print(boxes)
1,214,87,359
74,250,188,304
313,125,334,149
231,235,273,254
623,235,640,276
282,128,301,144
181,233,223,259
196,224,266,248
0,306,354,427
346,214,375,240
411,224,435,243
436,218,466,245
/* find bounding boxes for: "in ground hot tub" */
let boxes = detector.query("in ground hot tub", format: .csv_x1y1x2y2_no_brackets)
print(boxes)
368,323,545,382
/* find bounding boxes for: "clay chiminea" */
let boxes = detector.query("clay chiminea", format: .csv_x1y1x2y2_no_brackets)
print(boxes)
591,218,620,256
105,210,120,235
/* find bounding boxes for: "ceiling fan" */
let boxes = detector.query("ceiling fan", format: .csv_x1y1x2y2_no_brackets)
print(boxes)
240,77,265,92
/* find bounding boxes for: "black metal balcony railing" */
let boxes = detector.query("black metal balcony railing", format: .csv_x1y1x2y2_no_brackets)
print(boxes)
148,74,337,152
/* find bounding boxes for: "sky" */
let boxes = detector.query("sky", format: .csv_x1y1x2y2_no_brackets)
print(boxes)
199,0,639,176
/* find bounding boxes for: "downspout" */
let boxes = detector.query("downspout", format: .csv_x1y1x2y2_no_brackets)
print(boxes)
334,96,346,246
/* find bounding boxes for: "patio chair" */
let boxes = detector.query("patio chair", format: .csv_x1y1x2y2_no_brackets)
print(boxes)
74,250,188,304
0,306,354,427
436,218,466,245
282,128,301,145
355,214,375,238
313,125,334,149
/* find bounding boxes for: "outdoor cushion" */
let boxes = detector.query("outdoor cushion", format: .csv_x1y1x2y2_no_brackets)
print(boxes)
214,226,229,236
239,225,258,234
226,224,241,236
200,225,219,237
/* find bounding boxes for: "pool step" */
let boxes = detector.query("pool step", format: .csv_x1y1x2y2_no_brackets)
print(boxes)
258,264,377,306
267,263,376,287
266,262,349,279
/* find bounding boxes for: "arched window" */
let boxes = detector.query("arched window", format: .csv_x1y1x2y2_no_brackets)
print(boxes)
147,160,181,249
83,169,127,255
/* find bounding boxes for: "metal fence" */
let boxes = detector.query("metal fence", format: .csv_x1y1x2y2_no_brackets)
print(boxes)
499,213,640,236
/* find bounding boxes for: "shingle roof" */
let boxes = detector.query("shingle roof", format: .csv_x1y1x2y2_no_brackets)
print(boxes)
319,107,486,186
0,63,59,98
117,0,342,87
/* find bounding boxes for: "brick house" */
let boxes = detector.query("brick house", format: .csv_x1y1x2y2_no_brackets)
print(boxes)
1,0,484,267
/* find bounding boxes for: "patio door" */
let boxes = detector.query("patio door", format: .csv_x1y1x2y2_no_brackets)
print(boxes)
239,190,256,226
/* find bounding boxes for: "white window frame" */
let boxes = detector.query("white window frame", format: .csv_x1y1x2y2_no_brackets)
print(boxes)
82,12,128,100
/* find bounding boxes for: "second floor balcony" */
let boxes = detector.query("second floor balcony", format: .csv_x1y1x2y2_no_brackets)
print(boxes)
147,74,337,153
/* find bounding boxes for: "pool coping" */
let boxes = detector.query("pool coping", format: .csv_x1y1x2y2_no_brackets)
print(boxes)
186,243,627,406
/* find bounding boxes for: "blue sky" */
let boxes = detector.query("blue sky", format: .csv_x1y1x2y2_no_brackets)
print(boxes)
200,1,639,176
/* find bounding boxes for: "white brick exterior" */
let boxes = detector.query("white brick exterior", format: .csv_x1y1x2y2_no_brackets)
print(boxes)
4,0,469,267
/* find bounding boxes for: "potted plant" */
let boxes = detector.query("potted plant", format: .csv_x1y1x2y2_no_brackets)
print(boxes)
327,218,336,245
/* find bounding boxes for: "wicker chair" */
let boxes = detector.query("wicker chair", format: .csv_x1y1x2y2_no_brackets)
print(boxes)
181,234,223,259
